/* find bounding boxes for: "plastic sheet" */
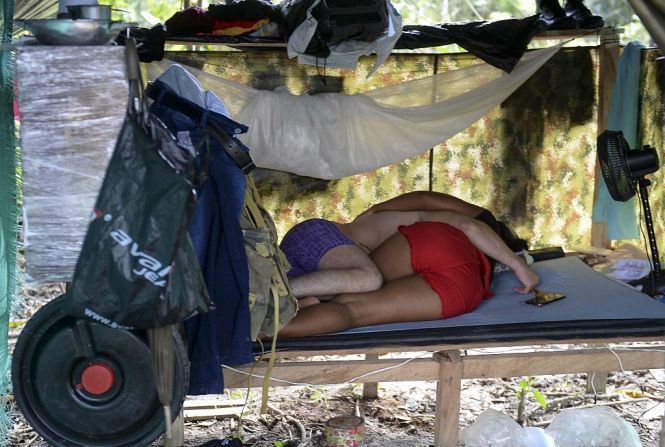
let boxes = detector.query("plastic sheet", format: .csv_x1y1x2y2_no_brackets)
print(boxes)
16,45,127,283
459,408,530,447
148,43,560,180
545,407,642,447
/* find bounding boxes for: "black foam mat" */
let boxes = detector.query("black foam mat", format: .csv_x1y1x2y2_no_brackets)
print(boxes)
273,257,665,352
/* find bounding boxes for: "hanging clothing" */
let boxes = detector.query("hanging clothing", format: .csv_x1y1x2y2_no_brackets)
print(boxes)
150,66,254,395
286,0,402,75
395,15,545,73
592,41,645,241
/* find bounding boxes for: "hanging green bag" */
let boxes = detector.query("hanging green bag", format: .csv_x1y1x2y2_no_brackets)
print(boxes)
65,40,212,329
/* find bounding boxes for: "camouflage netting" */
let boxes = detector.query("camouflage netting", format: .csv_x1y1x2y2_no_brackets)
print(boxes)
0,0,18,442
165,46,664,253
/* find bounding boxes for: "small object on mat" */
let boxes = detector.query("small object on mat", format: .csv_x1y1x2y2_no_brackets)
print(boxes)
324,415,365,447
525,289,566,306
529,247,565,262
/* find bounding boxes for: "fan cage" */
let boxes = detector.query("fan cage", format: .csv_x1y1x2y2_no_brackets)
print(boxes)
598,131,636,202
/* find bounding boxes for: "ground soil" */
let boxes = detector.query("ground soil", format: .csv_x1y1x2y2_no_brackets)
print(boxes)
6,281,665,447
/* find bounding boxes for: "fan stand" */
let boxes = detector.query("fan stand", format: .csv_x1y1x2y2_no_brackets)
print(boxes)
628,177,665,298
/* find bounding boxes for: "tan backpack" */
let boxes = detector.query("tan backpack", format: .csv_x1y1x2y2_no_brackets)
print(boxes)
239,175,297,341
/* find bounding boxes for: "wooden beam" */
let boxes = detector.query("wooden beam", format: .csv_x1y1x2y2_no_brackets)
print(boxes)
589,26,622,396
163,410,184,447
223,348,665,388
591,27,621,249
266,336,656,359
184,407,243,422
184,398,246,409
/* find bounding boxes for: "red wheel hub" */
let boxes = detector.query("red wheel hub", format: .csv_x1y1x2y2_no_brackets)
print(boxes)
80,363,115,395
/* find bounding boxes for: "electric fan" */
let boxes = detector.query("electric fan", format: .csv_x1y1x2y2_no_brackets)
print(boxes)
597,130,663,296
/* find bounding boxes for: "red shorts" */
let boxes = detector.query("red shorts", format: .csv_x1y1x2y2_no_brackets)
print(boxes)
398,222,492,319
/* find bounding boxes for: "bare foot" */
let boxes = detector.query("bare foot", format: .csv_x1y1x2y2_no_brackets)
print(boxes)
298,297,321,308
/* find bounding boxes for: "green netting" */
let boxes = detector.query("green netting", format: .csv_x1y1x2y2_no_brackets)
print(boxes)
0,0,17,443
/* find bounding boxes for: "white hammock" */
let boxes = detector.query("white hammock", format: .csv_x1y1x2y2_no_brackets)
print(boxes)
148,43,561,179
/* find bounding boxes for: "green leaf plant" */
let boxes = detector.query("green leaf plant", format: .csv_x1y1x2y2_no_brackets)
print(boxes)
516,377,548,425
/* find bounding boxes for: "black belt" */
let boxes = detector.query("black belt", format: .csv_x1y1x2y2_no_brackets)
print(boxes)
146,81,255,174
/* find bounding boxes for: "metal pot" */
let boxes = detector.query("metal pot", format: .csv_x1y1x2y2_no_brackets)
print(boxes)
67,4,112,20
15,19,129,45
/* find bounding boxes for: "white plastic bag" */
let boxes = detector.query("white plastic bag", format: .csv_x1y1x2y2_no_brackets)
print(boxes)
525,426,557,447
545,407,642,447
459,409,530,447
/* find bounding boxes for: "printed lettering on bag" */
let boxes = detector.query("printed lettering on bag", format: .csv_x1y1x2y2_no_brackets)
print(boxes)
110,229,171,287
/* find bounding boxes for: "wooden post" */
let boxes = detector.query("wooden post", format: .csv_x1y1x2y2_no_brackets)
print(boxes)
591,27,621,249
589,27,621,394
362,353,379,399
164,409,184,447
433,350,463,447
586,369,609,395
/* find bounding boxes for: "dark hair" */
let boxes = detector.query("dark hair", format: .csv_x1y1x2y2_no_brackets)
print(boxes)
475,209,528,252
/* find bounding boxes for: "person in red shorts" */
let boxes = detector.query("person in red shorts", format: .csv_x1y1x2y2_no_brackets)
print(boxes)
277,192,538,338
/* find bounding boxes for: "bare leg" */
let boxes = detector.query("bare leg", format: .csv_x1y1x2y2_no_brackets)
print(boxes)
288,244,383,298
298,297,320,308
278,275,442,338
369,230,414,282
279,231,424,338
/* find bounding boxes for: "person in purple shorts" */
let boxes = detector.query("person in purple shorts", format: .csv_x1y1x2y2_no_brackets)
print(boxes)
280,218,383,302
279,192,539,313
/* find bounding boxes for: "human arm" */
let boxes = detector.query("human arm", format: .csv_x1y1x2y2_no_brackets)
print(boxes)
418,210,539,293
354,191,485,221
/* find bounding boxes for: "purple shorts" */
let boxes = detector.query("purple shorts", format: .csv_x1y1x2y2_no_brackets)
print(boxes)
280,219,356,277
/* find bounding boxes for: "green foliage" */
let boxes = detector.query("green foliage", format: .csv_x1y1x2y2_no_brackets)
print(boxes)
274,441,284,447
516,377,547,425
111,0,185,26
227,388,250,400
392,0,533,25
305,386,329,407
516,377,548,410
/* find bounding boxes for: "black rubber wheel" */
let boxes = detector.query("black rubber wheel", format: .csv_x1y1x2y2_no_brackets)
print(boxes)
12,294,189,447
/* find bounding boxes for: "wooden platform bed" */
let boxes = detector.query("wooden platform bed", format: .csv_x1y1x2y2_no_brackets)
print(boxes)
222,256,665,446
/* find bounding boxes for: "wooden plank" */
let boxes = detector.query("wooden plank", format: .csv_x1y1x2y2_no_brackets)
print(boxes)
224,358,437,388
184,398,246,409
434,351,463,447
184,407,243,422
223,348,665,388
532,27,624,40
266,336,657,359
462,349,664,379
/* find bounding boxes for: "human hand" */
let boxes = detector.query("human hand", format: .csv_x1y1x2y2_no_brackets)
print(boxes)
512,262,539,294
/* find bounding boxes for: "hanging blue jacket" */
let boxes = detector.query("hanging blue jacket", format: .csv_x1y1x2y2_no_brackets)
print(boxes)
150,72,254,395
